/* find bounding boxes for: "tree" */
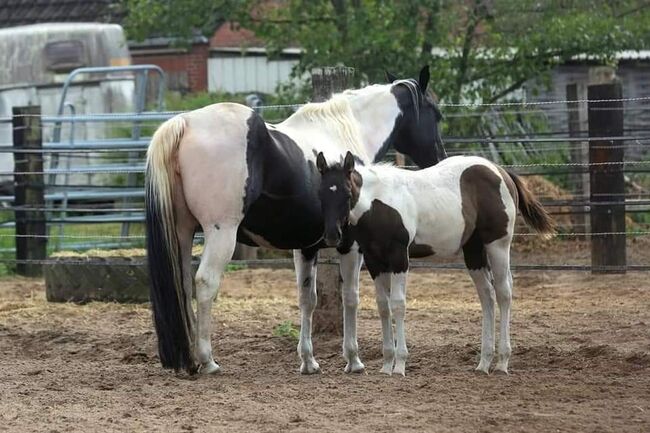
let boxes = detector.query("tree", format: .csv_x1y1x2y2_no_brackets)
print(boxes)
124,0,650,105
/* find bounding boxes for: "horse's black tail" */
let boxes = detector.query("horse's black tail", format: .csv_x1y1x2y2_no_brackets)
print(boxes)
507,170,556,239
145,115,196,373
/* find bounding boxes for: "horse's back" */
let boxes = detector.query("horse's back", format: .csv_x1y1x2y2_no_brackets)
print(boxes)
177,102,260,225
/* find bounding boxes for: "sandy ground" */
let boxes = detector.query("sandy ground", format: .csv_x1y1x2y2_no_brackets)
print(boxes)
1,268,649,433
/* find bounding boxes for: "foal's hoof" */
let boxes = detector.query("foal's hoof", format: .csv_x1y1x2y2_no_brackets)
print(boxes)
344,359,365,374
475,363,491,375
199,360,221,375
300,360,321,375
380,363,393,375
493,363,509,375
392,361,406,377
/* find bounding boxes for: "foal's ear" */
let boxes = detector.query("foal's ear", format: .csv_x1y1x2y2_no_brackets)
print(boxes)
418,66,430,92
343,151,355,175
385,70,398,84
316,152,328,174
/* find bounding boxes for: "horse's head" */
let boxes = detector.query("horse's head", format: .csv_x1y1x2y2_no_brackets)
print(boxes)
385,66,447,168
316,151,360,247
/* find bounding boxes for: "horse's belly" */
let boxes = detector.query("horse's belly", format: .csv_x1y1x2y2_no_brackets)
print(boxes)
238,194,323,250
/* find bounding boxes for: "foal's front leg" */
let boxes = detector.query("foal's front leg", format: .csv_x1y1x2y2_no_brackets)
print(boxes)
293,248,321,374
373,273,394,374
390,272,409,376
339,245,365,373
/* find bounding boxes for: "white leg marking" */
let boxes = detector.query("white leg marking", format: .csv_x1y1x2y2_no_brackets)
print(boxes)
293,250,320,375
390,272,408,376
195,225,237,374
487,240,513,374
340,246,365,373
374,273,394,375
467,267,496,374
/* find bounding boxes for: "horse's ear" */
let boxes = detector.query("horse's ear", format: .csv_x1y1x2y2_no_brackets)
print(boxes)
385,70,398,83
343,151,355,175
418,66,430,91
316,152,328,174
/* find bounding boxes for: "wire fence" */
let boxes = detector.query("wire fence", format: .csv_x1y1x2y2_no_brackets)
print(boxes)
2,92,650,273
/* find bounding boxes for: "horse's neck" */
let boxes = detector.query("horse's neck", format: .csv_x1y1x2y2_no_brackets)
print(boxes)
347,89,402,162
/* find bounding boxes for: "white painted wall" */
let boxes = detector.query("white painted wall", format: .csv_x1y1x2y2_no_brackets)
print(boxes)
208,55,299,94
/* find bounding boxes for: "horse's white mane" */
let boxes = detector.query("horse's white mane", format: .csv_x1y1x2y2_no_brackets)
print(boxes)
291,94,369,161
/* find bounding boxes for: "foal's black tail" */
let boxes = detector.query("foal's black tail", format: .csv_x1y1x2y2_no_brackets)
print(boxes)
507,170,556,239
145,115,195,373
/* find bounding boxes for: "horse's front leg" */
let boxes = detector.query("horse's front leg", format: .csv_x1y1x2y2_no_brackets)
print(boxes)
339,244,365,373
293,248,321,374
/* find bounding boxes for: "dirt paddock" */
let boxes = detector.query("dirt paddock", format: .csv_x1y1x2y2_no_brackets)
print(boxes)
1,268,649,432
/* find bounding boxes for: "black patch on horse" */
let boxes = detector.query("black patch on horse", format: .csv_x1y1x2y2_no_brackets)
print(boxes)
239,113,324,249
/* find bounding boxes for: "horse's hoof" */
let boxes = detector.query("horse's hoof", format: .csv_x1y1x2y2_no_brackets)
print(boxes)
300,360,321,375
344,359,365,374
380,364,393,375
199,360,221,375
493,364,509,375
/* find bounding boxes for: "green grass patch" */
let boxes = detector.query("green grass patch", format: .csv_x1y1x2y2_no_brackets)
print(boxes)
272,320,300,342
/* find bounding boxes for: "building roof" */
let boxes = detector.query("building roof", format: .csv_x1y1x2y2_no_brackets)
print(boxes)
0,0,124,28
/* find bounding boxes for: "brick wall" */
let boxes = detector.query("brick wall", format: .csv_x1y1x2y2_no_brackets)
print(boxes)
131,43,209,93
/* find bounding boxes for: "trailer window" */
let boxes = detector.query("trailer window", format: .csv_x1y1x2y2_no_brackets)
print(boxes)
44,40,87,73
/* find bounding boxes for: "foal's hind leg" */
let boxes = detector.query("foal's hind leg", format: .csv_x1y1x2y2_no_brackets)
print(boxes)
464,236,496,374
486,238,513,374
293,248,321,374
340,246,365,373
194,224,238,374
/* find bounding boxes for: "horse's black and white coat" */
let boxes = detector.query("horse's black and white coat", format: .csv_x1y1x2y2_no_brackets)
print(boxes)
317,152,555,375
145,67,447,374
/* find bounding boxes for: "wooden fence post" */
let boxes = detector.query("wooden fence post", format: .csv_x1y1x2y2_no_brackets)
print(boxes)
588,72,626,274
13,106,46,276
311,66,354,334
566,83,589,234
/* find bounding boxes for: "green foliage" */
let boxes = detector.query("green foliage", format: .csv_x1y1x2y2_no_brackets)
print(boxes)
123,0,240,43
225,263,247,272
272,320,300,342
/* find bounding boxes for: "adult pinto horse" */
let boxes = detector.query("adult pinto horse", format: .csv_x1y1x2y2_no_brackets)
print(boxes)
145,67,446,374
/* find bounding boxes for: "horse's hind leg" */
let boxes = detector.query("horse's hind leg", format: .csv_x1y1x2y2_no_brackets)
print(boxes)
464,234,496,374
194,224,238,374
293,248,321,374
340,246,365,373
486,238,513,374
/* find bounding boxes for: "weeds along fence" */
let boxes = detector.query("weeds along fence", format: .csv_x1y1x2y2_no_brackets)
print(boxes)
2,82,650,276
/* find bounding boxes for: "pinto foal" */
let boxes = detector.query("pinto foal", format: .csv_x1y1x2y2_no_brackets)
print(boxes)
316,151,555,375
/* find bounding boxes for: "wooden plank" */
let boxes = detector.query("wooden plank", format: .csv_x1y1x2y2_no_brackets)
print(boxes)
588,82,626,274
13,106,46,277
311,66,354,335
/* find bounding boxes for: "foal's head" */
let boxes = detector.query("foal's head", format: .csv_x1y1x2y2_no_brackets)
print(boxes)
316,151,361,247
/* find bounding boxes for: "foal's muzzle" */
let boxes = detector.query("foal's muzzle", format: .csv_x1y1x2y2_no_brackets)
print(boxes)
324,227,342,247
